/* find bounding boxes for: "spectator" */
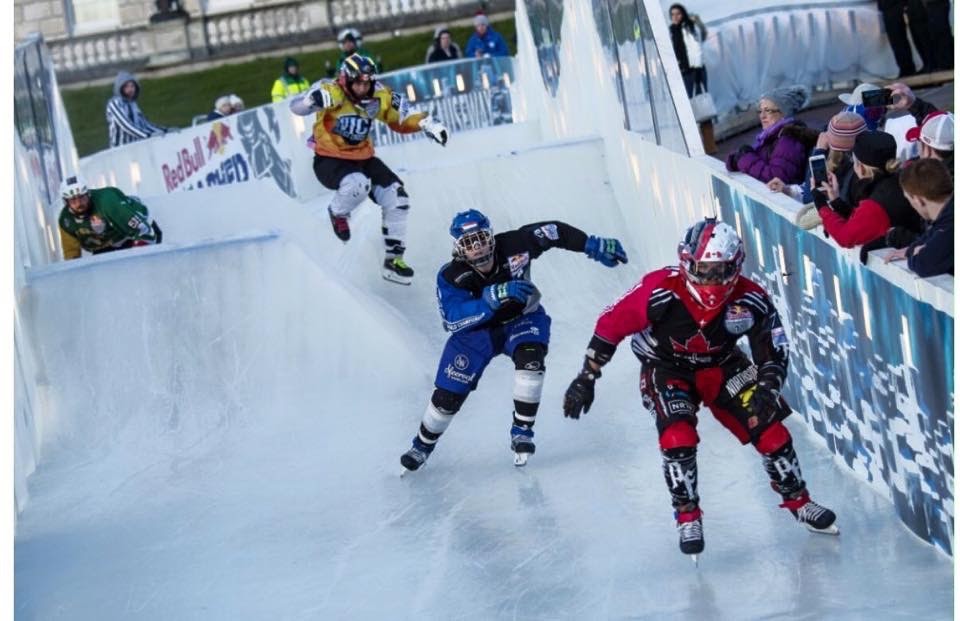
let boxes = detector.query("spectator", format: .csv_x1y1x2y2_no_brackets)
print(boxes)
812,131,924,248
668,4,708,98
465,14,509,58
57,174,161,260
271,57,310,103
725,85,815,184
206,95,233,121
105,71,167,148
229,94,245,112
905,111,954,173
877,0,935,77
885,158,953,276
923,0,954,71
769,111,868,206
334,29,378,73
426,28,462,64
837,83,887,131
885,81,942,126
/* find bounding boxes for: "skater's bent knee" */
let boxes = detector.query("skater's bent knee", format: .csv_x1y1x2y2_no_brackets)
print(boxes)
659,420,698,451
753,421,791,454
512,342,546,371
431,388,466,414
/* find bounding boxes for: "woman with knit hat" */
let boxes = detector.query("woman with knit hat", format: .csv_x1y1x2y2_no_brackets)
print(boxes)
812,131,925,248
726,85,817,184
769,111,868,207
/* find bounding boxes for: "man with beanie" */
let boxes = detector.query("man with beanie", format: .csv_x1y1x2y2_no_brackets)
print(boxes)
885,158,953,276
812,131,924,248
726,85,816,184
271,57,311,103
465,14,509,58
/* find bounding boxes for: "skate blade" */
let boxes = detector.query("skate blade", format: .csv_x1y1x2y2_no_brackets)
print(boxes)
382,270,413,285
513,452,529,467
805,522,840,536
691,554,700,567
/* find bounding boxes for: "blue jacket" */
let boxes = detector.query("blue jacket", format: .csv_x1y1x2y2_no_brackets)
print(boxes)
907,197,953,277
464,28,509,58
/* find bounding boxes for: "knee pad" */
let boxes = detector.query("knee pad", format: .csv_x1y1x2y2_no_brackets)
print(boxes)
330,172,370,215
512,343,546,371
512,343,546,404
372,182,410,210
375,183,410,248
659,420,699,451
753,421,792,454
422,388,466,435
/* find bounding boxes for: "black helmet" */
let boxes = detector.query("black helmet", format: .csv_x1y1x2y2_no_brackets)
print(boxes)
339,53,377,101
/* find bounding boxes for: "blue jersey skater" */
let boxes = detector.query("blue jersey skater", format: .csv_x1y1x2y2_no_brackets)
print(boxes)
400,209,628,471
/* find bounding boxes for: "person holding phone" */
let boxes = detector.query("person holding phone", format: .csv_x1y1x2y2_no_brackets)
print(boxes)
812,131,924,248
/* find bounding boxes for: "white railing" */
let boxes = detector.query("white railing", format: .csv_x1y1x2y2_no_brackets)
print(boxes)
205,2,311,49
48,28,148,73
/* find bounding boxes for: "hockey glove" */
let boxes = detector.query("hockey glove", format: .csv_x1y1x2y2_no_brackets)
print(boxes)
585,236,628,267
563,371,598,419
419,116,448,146
742,381,779,429
309,87,334,110
482,280,537,310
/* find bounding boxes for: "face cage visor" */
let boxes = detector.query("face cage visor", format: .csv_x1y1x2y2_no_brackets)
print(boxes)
454,229,495,269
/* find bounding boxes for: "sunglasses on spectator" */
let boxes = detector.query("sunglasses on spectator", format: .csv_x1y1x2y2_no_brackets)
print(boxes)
758,107,781,115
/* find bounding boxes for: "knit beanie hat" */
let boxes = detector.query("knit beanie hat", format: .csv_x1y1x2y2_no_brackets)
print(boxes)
474,13,490,27
827,111,868,152
759,85,810,118
852,131,897,169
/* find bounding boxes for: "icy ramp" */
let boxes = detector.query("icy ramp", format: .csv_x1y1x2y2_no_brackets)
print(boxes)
16,139,953,618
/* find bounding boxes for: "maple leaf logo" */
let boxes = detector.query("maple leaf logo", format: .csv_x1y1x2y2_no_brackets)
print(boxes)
670,330,722,354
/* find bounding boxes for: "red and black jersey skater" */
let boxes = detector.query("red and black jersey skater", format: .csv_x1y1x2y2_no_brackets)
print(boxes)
562,217,837,563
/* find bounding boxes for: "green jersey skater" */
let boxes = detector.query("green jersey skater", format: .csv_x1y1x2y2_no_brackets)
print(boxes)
57,174,162,260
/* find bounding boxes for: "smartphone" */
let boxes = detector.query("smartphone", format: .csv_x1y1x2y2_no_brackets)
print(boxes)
809,154,828,188
861,88,893,108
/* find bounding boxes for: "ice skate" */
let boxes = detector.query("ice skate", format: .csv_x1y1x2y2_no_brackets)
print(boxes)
510,425,535,467
328,207,350,242
781,493,839,535
676,507,704,564
400,437,433,475
382,257,414,285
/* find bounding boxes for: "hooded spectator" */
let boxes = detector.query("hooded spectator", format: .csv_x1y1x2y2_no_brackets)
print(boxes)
271,57,311,103
886,158,954,276
229,94,245,112
725,85,816,184
426,27,462,64
105,71,167,148
464,14,509,58
334,29,378,74
206,95,233,121
813,131,924,248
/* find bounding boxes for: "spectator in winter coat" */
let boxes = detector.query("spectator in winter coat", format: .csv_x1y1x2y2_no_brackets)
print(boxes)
426,28,462,63
725,86,815,184
769,111,868,205
812,131,924,248
105,71,167,148
668,3,708,97
465,14,509,58
206,95,233,121
885,158,953,276
271,57,311,103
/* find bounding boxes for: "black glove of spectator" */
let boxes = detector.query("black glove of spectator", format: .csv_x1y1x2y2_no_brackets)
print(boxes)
859,236,890,265
737,144,755,156
563,373,596,419
811,188,829,209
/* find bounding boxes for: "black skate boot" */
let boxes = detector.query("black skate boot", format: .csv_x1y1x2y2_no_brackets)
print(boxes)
676,507,705,557
400,437,434,473
510,424,535,466
382,256,414,285
781,492,839,535
328,207,350,242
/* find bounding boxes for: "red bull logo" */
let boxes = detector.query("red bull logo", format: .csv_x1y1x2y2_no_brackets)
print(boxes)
161,137,206,192
207,121,233,157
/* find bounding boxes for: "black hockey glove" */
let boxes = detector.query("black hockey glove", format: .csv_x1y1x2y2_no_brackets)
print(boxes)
743,381,779,428
563,369,599,419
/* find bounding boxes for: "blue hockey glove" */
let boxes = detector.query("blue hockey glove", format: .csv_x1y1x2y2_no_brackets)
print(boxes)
483,280,537,310
585,236,628,267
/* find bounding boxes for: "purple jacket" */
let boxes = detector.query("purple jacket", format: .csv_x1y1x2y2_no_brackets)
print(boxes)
727,119,812,184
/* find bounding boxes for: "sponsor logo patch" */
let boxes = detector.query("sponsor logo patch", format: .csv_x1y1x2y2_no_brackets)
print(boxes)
533,224,559,240
90,215,106,234
724,304,754,335
454,353,470,370
771,326,789,350
725,365,758,398
507,253,530,277
668,400,694,415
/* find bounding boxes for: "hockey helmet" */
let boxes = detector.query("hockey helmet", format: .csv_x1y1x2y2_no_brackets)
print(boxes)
450,209,495,272
339,53,377,102
337,28,362,49
60,174,91,214
677,218,744,310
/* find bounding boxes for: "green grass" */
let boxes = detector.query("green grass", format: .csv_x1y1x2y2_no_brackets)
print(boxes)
63,18,516,157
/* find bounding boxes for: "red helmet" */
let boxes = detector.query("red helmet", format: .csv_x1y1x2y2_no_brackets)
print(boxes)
678,218,744,310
